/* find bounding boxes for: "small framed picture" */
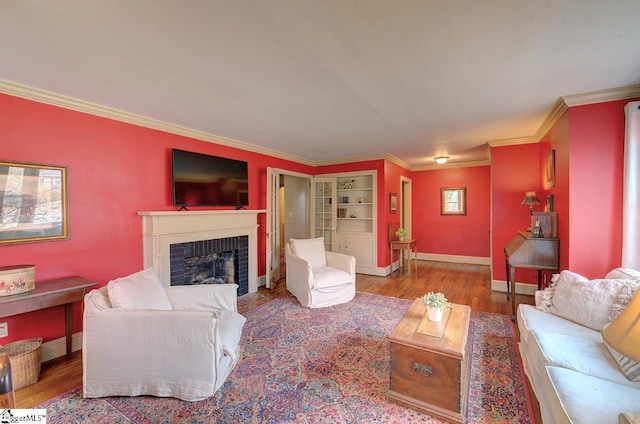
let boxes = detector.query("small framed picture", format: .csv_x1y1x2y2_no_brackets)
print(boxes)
389,193,398,214
546,150,556,188
440,187,467,215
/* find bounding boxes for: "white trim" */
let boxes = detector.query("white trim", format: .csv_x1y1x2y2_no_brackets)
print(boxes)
0,79,315,167
417,253,491,266
2,78,638,168
412,159,491,172
491,279,538,296
562,84,640,107
40,332,83,363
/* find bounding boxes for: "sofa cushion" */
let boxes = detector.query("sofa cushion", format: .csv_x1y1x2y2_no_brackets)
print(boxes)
517,304,601,348
546,366,640,424
549,271,623,331
530,330,639,387
290,237,327,268
107,268,173,310
312,266,353,290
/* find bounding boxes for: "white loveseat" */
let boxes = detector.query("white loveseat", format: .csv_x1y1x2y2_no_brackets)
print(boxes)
517,268,640,424
83,268,246,401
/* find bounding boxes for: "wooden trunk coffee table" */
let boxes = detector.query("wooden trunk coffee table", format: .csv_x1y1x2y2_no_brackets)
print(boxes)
388,299,471,423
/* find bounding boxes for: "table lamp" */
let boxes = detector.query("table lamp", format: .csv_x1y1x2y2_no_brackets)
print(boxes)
520,191,541,215
603,291,640,363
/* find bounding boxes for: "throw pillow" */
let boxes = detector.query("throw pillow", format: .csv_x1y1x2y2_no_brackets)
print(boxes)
603,329,640,382
107,268,173,310
290,237,327,267
605,268,640,280
609,280,640,321
549,271,623,331
535,288,554,313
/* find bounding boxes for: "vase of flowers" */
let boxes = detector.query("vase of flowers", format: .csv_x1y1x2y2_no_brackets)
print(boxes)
422,291,448,322
395,228,407,241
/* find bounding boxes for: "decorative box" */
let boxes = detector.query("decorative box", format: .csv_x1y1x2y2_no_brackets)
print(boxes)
0,265,35,297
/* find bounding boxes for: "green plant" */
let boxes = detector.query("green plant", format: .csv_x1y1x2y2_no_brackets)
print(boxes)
395,228,407,238
421,291,448,310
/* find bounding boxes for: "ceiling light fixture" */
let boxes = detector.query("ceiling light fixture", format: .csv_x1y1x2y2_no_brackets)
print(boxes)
434,156,449,165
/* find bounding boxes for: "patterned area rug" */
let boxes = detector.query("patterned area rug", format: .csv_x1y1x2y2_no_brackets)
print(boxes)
36,292,534,423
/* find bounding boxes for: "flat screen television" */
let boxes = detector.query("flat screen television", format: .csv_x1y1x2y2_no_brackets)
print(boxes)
172,148,249,208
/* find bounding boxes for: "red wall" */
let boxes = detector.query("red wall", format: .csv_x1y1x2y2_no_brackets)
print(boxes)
0,93,312,343
412,166,491,258
566,100,630,277
491,144,541,284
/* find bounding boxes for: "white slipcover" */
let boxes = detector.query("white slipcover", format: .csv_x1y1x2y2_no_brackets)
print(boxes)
82,283,245,401
285,239,356,308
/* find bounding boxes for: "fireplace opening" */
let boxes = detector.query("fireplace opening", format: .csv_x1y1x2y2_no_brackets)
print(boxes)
169,235,248,295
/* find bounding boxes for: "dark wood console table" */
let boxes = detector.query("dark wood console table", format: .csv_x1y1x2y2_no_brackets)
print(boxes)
504,231,559,320
0,276,97,358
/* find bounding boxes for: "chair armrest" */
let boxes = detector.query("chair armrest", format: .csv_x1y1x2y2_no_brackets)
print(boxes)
165,284,239,312
326,251,356,278
286,252,313,288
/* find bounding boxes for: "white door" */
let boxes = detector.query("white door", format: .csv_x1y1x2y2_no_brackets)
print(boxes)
266,167,280,289
310,177,336,251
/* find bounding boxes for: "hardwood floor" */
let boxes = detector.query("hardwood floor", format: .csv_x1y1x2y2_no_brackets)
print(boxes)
14,260,537,415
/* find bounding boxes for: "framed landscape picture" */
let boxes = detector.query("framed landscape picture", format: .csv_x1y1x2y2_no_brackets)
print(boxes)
0,161,69,245
440,187,467,215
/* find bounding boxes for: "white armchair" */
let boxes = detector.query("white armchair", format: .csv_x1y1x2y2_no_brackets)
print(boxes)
285,237,356,308
82,268,246,401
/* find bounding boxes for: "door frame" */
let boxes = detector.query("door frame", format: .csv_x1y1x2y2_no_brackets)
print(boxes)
265,167,312,289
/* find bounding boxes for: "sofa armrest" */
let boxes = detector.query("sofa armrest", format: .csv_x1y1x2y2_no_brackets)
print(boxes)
326,251,356,278
165,284,239,312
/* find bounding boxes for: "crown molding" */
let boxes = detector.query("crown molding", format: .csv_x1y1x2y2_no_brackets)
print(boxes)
0,79,315,167
3,79,639,168
561,84,640,107
411,159,491,172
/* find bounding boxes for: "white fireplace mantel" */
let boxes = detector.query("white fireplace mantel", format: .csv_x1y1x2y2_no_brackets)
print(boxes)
138,210,265,293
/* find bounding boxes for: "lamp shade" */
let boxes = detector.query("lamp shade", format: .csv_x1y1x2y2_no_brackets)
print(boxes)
603,291,640,363
520,191,541,207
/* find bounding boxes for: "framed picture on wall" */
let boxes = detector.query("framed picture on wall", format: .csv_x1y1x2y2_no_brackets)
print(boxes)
389,192,398,214
546,150,556,188
0,160,69,245
440,187,467,215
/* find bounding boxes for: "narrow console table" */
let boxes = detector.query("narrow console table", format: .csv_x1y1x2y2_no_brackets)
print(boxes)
0,276,97,358
390,238,418,274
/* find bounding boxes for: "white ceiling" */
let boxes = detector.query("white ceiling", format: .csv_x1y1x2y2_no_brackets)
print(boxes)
1,1,639,167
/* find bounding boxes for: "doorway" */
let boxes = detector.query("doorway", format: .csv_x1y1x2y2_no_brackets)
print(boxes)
266,168,311,288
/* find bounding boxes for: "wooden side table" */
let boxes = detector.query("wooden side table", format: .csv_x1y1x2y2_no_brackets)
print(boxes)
390,238,418,273
389,299,471,423
0,276,97,358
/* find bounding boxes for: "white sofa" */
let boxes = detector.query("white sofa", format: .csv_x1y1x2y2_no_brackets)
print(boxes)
517,268,640,424
83,268,246,401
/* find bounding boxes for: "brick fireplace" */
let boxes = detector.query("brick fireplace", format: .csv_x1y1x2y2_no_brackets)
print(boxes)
137,210,263,294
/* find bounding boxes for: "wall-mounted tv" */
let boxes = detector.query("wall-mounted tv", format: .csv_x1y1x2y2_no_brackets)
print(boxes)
172,148,249,208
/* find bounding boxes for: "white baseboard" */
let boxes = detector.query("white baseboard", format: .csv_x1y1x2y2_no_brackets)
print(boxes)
40,332,83,363
491,280,537,296
417,253,491,266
